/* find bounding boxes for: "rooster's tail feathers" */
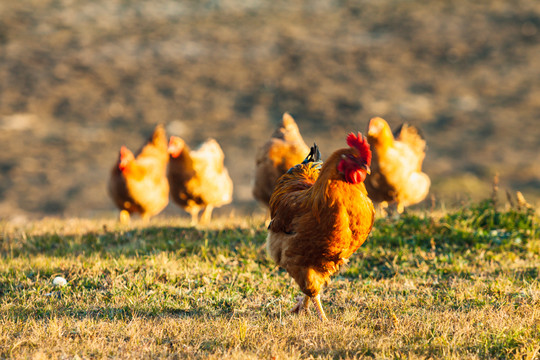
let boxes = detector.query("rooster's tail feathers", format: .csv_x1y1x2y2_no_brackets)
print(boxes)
302,143,322,164
286,143,322,175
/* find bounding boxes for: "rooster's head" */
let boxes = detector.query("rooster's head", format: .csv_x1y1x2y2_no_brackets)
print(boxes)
337,132,371,184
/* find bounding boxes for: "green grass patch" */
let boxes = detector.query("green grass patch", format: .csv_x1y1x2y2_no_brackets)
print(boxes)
1,204,539,359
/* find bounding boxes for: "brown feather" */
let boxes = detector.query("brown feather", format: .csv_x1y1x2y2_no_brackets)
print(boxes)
267,146,374,298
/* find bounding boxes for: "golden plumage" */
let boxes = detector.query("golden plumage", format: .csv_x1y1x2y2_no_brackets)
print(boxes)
365,117,430,213
267,137,374,320
253,113,309,207
168,136,233,225
108,124,170,223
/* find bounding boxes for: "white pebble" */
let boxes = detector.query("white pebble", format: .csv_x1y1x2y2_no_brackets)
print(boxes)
53,276,67,287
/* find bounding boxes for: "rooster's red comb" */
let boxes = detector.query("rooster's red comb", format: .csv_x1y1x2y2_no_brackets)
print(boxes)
347,132,371,166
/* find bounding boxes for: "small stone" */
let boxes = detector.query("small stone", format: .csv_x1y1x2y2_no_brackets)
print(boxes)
53,276,67,287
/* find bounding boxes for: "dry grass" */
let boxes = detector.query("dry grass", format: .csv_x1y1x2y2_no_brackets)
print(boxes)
1,202,539,359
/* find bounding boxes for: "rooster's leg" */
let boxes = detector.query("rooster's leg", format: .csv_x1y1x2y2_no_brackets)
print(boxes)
312,294,328,321
291,295,310,314
200,205,214,224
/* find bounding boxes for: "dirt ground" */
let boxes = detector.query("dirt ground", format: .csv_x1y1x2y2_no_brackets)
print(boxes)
0,0,539,220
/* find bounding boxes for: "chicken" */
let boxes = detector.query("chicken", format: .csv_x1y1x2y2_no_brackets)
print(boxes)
108,124,170,223
365,117,430,214
168,136,233,225
253,112,309,207
267,133,374,320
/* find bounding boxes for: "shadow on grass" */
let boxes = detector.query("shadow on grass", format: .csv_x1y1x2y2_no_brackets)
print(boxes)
3,303,229,321
345,201,538,280
1,201,538,290
1,225,269,259
3,200,537,260
370,200,537,251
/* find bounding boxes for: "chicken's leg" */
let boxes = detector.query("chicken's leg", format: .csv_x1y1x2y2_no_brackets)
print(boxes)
141,213,151,223
119,210,130,224
200,205,214,224
291,295,310,314
189,209,200,226
379,201,389,217
312,294,328,321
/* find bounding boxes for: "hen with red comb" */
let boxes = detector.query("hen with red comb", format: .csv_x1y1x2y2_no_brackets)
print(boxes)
108,124,170,223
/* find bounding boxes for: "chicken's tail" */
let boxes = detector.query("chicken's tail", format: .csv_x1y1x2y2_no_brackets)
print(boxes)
393,123,426,154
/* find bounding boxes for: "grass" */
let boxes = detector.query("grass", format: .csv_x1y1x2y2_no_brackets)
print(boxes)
1,201,539,359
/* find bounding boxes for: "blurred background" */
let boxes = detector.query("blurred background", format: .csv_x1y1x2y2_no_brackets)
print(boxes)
0,0,539,220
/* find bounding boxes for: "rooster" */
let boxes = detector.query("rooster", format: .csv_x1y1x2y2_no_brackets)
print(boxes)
267,133,374,320
108,124,170,223
253,112,309,207
365,117,430,214
168,136,233,225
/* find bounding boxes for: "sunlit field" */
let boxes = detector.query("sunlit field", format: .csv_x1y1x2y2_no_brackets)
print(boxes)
1,198,539,359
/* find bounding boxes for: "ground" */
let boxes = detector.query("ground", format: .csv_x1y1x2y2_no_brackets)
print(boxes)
1,199,539,359
0,0,539,219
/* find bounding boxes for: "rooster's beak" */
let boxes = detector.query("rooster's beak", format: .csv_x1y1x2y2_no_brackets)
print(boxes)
363,164,371,175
